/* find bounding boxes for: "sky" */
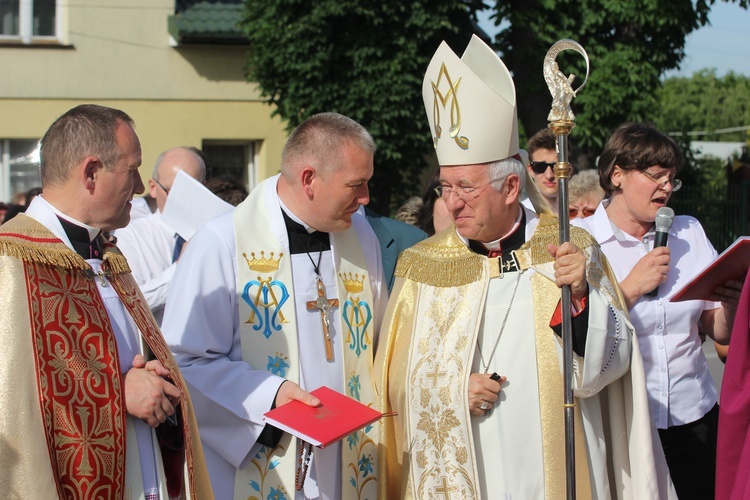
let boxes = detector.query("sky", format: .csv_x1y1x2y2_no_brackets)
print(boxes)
665,1,750,78
477,2,750,78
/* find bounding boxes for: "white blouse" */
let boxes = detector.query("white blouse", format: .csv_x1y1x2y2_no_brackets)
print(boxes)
586,200,720,428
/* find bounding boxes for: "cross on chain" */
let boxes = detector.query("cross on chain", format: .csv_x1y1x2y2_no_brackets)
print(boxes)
306,277,339,361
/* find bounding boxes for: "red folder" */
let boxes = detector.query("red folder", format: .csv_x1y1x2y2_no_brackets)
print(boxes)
263,386,382,448
671,236,750,302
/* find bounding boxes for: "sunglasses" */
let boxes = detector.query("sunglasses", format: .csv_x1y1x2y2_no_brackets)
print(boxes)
568,207,596,218
530,161,555,174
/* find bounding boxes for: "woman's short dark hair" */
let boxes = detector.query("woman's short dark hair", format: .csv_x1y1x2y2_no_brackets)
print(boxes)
598,123,684,197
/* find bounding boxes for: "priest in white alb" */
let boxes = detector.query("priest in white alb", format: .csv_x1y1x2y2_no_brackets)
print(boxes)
162,112,388,500
375,35,676,499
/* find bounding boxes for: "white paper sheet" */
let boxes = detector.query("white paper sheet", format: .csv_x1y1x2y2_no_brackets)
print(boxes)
161,169,234,240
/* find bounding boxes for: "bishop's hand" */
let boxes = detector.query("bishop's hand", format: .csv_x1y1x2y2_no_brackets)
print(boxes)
547,242,587,309
468,373,505,417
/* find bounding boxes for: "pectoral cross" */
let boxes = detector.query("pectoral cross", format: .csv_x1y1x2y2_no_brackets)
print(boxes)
306,277,339,361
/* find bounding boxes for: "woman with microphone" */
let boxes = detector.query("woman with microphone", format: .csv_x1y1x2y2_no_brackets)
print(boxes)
584,122,741,500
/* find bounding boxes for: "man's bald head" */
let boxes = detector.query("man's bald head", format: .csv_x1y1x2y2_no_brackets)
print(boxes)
149,147,206,212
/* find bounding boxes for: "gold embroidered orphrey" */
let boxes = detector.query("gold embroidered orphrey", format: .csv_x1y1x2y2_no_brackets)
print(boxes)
431,63,469,150
306,277,339,361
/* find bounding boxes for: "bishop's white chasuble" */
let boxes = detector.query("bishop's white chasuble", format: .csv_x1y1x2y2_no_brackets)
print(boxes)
376,214,676,500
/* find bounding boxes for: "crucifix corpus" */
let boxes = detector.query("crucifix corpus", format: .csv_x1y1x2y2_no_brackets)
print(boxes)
306,277,339,361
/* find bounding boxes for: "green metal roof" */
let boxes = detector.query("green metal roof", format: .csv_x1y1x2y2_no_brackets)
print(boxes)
168,2,246,45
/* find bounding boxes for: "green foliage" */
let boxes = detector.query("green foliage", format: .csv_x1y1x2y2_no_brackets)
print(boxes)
651,70,750,142
239,0,483,212
239,0,748,208
652,71,750,251
649,70,749,205
488,0,748,159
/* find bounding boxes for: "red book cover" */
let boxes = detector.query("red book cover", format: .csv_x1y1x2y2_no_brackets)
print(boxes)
671,236,750,302
263,386,382,448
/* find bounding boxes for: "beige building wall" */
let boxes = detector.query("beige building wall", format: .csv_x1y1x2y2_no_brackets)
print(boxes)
0,0,288,198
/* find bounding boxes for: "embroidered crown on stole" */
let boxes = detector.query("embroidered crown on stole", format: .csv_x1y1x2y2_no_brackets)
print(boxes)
339,272,365,294
243,251,283,274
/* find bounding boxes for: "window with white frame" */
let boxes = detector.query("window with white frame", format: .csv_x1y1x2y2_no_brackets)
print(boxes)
0,0,57,43
0,139,42,203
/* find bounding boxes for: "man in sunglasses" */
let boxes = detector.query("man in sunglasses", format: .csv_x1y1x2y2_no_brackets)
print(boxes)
525,128,563,215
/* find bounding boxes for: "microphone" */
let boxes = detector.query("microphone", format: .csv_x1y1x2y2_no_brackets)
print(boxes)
646,207,675,297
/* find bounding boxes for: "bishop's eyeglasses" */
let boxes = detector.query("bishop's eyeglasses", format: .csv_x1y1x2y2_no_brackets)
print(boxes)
434,182,492,201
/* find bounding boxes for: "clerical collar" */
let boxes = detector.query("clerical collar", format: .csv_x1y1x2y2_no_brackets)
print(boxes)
281,208,331,254
56,216,104,260
278,198,315,234
464,212,524,274
37,195,101,243
468,208,525,257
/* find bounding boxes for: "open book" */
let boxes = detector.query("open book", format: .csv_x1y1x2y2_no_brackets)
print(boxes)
670,236,750,302
263,386,383,448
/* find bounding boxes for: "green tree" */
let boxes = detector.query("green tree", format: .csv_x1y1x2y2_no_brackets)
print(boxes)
240,0,483,212
489,0,749,160
651,70,750,143
649,71,750,251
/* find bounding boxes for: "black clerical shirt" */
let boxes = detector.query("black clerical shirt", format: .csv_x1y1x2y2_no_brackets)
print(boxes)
57,216,104,260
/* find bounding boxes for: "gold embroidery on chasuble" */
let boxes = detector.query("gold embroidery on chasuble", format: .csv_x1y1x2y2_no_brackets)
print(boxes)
517,215,593,499
25,256,127,500
397,230,487,500
1,215,211,500
530,274,592,500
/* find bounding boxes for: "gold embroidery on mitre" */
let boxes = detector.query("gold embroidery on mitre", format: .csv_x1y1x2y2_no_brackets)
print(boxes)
431,63,469,150
243,250,282,273
339,272,365,294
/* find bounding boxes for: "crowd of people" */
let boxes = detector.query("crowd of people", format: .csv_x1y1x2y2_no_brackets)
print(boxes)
0,33,747,500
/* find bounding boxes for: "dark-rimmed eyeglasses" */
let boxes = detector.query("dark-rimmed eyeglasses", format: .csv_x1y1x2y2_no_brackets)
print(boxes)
153,178,170,194
530,161,555,174
638,170,682,192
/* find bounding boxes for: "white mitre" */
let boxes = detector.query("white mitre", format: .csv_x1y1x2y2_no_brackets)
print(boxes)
423,34,520,166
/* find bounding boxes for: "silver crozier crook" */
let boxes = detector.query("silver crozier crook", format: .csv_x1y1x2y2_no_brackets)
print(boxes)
543,38,590,500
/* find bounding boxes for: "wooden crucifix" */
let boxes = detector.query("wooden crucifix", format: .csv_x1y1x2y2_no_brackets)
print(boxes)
306,277,339,361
